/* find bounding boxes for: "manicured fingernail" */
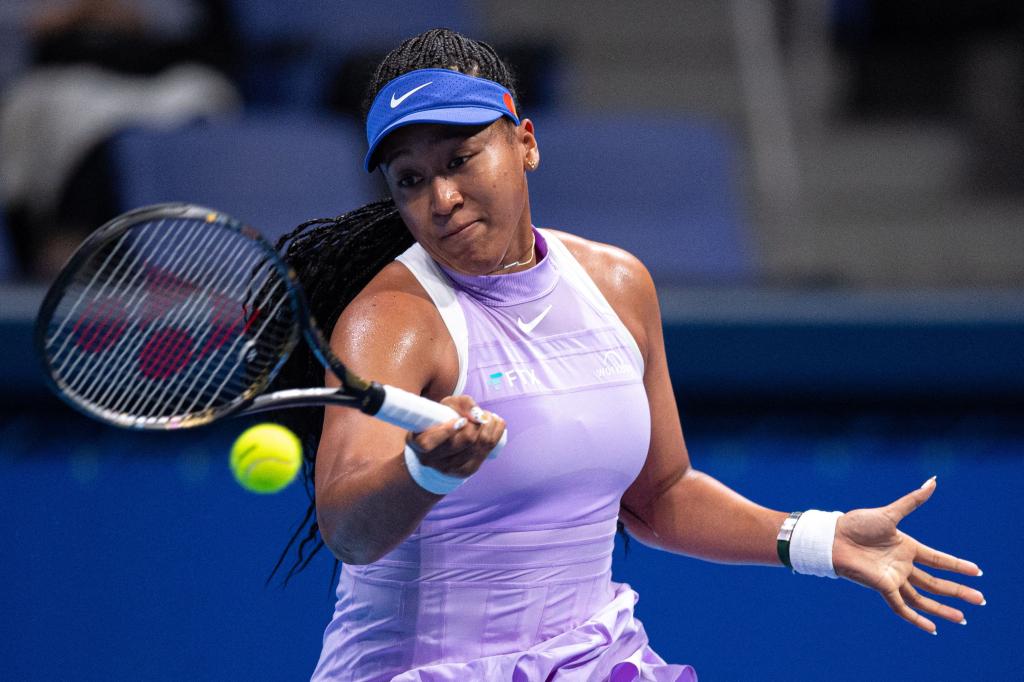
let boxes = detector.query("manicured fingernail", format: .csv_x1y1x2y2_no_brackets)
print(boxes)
976,569,984,577
980,598,987,606
959,619,967,625
921,475,937,488
454,418,467,431
930,630,937,636
470,406,489,424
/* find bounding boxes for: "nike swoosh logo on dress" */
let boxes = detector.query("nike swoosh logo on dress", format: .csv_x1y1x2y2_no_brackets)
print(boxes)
517,305,553,334
390,82,433,108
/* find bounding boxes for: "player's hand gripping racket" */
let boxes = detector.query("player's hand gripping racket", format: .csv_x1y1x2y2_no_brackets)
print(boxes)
35,203,506,454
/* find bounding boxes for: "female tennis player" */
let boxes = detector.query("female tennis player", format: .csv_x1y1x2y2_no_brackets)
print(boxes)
271,29,984,681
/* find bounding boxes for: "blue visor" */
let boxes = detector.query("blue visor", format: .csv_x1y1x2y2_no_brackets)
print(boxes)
364,68,520,171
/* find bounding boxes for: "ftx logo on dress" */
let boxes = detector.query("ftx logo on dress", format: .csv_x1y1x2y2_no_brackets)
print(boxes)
486,368,542,391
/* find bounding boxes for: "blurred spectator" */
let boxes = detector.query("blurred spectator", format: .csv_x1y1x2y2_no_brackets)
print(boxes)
832,1,1023,117
832,0,1024,191
0,0,241,281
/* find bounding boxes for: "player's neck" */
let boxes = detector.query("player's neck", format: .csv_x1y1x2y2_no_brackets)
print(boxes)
490,230,537,275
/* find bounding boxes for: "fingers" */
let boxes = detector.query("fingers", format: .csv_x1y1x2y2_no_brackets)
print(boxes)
440,412,506,477
409,395,506,476
915,542,983,578
881,554,987,634
881,587,937,635
408,412,469,453
474,407,506,446
440,394,481,420
910,567,986,607
900,583,966,626
885,475,936,523
411,396,489,449
437,395,504,437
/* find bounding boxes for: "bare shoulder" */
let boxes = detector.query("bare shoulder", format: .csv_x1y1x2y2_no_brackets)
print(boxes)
332,260,458,398
543,229,657,307
338,260,435,329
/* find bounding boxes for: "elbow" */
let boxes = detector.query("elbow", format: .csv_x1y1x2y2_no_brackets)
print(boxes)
319,518,386,566
620,501,659,543
320,521,361,565
334,546,384,566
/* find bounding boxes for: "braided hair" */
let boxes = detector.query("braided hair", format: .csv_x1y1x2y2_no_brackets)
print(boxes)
267,29,520,586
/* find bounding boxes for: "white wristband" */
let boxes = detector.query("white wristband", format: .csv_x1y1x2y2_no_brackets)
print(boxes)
790,510,844,578
403,444,468,495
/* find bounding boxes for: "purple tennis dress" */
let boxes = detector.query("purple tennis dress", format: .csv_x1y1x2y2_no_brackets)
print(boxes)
311,230,696,681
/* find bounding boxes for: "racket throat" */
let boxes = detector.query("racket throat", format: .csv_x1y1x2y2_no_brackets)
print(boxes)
246,383,384,414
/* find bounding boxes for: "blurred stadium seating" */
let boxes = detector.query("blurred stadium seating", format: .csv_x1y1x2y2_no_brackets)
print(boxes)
529,114,754,283
228,0,479,110
229,0,478,52
109,114,380,242
0,208,17,282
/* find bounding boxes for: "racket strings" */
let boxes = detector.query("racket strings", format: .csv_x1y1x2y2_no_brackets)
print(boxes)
107,225,265,418
129,228,293,421
166,264,288,418
94,225,288,421
47,221,159,365
68,218,227,411
43,216,297,425
52,217,211,411
67,219,222,406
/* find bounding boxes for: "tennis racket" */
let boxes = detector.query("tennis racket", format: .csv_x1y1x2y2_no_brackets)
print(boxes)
35,203,506,453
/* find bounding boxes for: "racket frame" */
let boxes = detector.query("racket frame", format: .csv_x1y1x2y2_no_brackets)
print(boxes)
35,203,383,430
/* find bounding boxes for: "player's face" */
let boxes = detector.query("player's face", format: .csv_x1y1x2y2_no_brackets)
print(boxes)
378,119,538,275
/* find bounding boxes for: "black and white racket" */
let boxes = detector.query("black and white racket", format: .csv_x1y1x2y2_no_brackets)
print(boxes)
35,203,506,451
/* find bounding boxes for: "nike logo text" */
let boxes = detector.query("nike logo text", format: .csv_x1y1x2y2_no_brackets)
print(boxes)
516,304,552,334
390,82,433,108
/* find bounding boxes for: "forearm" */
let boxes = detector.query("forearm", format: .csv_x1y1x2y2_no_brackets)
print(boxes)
623,468,788,566
316,450,441,565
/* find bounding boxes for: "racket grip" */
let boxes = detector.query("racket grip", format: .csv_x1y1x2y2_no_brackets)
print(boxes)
375,384,507,459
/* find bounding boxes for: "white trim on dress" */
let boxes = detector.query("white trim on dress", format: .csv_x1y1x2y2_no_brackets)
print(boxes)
396,244,470,395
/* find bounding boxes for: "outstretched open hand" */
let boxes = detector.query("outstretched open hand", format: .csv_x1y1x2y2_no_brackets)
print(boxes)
831,476,985,634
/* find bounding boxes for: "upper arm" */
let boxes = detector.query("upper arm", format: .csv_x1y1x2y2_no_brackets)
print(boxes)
314,263,458,502
550,230,692,529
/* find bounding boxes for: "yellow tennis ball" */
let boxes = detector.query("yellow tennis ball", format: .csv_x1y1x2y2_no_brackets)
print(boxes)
230,423,302,494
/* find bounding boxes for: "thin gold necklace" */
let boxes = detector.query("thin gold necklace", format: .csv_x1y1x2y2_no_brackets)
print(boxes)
494,232,537,272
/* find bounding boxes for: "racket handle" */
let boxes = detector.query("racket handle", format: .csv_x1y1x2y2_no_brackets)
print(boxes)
374,384,507,459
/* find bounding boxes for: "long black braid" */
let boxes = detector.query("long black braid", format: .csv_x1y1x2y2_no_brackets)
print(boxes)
266,29,521,586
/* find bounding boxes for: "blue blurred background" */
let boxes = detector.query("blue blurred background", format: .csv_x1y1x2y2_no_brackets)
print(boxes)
1,1,1022,680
